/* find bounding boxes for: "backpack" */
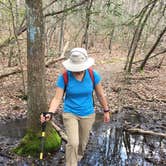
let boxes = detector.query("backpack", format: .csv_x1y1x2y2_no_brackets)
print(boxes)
62,68,95,91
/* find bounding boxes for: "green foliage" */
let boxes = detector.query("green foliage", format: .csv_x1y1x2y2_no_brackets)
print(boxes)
13,126,61,157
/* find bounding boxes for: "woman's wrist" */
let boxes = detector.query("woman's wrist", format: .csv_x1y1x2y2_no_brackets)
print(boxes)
103,109,110,113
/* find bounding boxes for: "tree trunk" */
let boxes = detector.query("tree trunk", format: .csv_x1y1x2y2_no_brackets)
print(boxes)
26,0,47,132
108,27,115,54
124,0,157,72
82,0,93,49
139,26,166,70
59,3,67,55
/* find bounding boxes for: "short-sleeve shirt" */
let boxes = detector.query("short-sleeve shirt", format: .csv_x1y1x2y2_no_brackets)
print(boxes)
56,69,101,116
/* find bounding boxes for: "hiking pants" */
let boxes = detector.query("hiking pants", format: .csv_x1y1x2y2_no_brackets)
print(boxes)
62,112,95,166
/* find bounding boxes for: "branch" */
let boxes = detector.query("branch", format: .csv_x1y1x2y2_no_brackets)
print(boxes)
124,0,157,26
44,0,88,17
133,48,166,64
0,67,21,79
125,127,166,138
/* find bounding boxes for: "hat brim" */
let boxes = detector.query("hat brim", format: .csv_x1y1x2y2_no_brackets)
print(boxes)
62,57,94,72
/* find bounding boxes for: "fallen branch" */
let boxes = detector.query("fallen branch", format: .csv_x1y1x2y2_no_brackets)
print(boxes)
0,67,21,79
0,55,65,79
45,57,66,67
125,127,166,138
51,121,68,143
0,41,69,78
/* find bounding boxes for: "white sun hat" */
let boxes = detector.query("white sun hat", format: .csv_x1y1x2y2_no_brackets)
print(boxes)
62,47,94,72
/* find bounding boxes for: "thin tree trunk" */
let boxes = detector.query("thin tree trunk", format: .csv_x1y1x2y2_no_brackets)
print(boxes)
124,0,157,72
139,26,166,70
108,27,115,54
8,45,14,67
9,0,26,95
124,4,148,71
82,0,93,49
59,3,67,55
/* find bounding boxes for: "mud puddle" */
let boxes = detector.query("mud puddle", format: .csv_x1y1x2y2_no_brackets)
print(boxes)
0,109,166,166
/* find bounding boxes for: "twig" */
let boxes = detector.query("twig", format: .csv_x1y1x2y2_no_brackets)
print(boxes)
44,0,88,17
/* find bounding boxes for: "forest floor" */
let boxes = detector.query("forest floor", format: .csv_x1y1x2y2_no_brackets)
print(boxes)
0,44,166,165
0,44,165,122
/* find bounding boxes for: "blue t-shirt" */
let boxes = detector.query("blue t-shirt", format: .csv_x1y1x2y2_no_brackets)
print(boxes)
56,69,101,116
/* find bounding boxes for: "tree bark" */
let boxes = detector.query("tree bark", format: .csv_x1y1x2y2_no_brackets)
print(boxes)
26,0,47,132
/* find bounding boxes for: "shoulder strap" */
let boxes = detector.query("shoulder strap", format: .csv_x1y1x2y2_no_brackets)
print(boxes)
63,70,68,90
63,69,94,88
88,68,95,88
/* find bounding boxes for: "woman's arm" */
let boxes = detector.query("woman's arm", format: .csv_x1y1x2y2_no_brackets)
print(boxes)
95,82,110,123
48,87,64,113
40,87,64,123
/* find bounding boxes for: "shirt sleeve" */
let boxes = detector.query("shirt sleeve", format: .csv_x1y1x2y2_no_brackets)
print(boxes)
93,70,101,86
56,74,65,89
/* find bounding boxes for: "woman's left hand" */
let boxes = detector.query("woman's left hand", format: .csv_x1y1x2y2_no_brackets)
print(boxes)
104,112,110,123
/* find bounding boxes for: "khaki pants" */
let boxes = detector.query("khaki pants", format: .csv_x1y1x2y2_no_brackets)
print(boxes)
62,112,95,166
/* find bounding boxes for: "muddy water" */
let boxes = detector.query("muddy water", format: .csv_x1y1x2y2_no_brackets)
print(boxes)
81,114,166,166
0,111,166,166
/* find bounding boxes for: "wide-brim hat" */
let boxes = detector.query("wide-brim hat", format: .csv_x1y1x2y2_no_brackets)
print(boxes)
62,48,94,72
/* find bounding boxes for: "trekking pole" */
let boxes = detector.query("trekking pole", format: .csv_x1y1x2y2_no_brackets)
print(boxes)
39,112,47,166
39,112,54,166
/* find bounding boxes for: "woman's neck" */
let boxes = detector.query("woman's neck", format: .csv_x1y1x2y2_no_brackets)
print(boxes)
72,71,85,81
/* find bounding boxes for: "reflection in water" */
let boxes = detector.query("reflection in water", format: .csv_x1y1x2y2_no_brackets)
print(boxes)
81,116,166,166
0,119,27,138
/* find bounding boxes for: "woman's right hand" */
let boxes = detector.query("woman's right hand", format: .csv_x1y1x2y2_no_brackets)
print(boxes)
40,113,52,124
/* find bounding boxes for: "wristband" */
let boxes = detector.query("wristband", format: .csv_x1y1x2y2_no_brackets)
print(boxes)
103,109,110,113
42,112,55,120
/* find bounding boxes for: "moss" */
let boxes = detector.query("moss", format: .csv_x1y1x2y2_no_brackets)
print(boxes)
13,125,61,157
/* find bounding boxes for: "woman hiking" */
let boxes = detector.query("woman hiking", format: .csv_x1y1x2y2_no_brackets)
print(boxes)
40,47,111,166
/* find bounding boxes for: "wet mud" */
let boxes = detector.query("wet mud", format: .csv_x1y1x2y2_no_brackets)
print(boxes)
0,108,166,166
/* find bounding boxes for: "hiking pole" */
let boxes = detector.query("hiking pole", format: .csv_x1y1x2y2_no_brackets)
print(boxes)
39,112,55,165
39,112,47,166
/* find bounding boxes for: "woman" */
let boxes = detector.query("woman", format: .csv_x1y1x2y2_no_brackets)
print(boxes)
41,47,110,166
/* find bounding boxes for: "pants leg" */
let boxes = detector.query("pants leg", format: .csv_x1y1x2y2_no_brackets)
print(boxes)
62,113,95,166
78,113,95,161
62,113,79,166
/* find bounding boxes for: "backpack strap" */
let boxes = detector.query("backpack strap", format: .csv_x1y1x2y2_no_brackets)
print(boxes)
88,68,95,88
62,70,68,91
